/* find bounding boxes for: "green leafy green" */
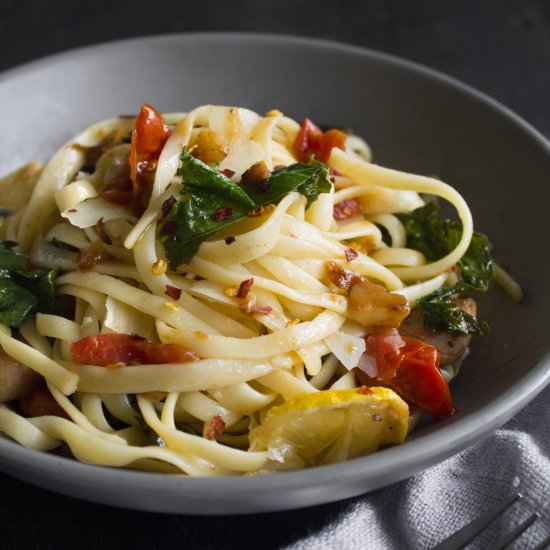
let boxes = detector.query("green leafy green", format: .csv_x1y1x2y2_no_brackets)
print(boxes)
397,202,494,291
160,150,331,267
397,203,494,336
416,286,488,336
0,241,58,327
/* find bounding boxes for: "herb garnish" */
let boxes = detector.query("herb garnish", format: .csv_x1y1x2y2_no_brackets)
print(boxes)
0,241,58,327
397,203,494,336
160,149,331,268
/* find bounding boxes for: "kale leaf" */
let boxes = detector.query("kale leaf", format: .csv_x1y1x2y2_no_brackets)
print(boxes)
0,241,58,327
397,203,494,335
160,150,331,268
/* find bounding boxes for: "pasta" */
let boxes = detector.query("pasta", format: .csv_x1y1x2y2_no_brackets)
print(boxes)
0,104,507,474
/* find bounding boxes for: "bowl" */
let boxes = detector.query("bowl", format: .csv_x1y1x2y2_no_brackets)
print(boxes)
0,33,549,514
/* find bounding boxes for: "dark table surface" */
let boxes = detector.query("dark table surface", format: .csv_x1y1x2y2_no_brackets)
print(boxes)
1,1,549,548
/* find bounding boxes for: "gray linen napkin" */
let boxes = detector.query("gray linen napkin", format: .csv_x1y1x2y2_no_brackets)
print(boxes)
286,385,550,550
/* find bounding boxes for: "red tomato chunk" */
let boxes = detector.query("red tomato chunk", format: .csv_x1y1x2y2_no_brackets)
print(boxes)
356,329,455,419
292,118,347,164
71,334,199,366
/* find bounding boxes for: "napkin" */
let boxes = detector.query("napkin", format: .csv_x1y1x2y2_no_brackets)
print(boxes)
286,385,550,549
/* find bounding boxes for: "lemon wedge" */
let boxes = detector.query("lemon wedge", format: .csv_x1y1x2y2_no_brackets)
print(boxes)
249,387,409,469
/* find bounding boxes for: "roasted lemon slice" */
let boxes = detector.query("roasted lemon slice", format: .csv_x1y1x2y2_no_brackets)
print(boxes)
249,387,409,469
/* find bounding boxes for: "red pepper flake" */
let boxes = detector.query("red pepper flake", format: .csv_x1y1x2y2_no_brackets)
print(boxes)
447,264,457,272
345,246,358,261
274,164,286,170
161,196,177,218
220,168,235,178
357,386,374,395
67,209,78,213
95,217,113,245
165,285,182,301
212,206,233,221
237,277,254,299
250,305,273,315
333,198,362,221
205,415,226,440
224,236,236,245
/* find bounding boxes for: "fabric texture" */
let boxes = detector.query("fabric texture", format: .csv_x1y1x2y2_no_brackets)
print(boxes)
285,385,550,550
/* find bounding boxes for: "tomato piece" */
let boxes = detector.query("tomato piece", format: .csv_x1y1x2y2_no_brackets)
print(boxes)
333,198,363,220
391,338,455,419
359,328,406,382
71,334,199,366
292,118,347,164
128,103,171,209
316,128,347,163
356,331,455,419
293,118,322,163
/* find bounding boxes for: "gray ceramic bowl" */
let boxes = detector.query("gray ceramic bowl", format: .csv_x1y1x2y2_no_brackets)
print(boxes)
0,33,548,514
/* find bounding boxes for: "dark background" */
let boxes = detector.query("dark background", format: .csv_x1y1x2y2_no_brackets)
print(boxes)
1,1,549,548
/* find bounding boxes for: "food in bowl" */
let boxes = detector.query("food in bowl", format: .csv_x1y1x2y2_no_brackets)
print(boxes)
0,104,519,475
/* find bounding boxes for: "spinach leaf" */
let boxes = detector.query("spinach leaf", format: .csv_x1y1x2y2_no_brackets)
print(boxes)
397,203,494,335
160,150,331,268
397,202,494,290
242,161,330,208
0,241,58,327
457,232,494,290
417,286,488,336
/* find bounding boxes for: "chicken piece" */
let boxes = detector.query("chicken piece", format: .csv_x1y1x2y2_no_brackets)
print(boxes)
18,387,68,418
0,351,42,402
399,297,477,365
326,261,410,328
347,279,410,328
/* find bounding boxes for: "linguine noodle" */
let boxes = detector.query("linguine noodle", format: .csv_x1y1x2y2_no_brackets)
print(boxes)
0,105,491,475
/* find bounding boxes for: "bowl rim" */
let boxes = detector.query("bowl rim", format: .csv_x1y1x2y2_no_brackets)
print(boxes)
0,31,549,514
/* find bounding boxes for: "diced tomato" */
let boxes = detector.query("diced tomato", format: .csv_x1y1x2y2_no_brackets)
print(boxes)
316,129,347,163
356,330,455,419
293,118,322,162
333,198,363,220
292,118,347,164
71,334,199,366
128,103,171,209
390,339,455,419
359,328,406,382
